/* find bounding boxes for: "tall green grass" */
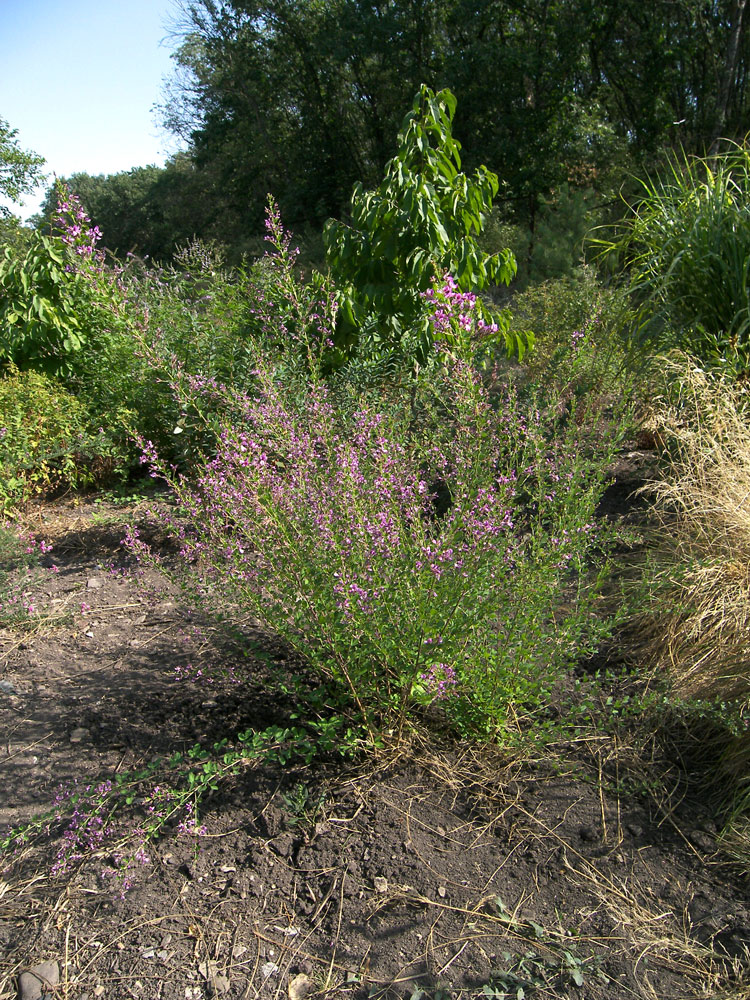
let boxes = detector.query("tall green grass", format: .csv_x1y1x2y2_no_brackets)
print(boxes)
597,143,750,372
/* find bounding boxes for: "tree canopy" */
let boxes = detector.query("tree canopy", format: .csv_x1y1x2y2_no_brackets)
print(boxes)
31,1,750,264
0,118,45,214
158,0,750,237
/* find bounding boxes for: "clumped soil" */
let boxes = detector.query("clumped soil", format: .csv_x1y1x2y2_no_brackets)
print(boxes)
1,476,749,1000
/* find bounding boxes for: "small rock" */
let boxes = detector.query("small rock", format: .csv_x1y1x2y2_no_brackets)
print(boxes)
70,727,90,743
272,832,295,858
87,577,103,590
209,974,230,995
689,830,715,853
18,960,60,1000
0,679,18,695
288,973,314,1000
373,876,388,893
261,962,280,979
437,885,447,898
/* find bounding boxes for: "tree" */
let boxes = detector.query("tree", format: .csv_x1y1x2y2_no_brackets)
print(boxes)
147,1,750,263
35,155,221,263
161,0,450,233
0,118,45,213
324,87,526,366
159,1,627,249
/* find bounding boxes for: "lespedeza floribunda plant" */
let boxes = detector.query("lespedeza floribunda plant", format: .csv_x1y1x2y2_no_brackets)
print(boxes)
129,331,622,744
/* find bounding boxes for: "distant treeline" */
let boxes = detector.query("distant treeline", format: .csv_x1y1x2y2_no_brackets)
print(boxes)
35,0,750,268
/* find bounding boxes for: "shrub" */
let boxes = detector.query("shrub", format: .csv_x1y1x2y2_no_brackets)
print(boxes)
509,266,632,404
324,86,530,369
0,366,131,511
0,231,95,375
106,206,336,470
129,333,626,744
0,184,120,378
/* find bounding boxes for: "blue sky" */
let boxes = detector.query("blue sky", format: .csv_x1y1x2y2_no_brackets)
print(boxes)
1,0,184,219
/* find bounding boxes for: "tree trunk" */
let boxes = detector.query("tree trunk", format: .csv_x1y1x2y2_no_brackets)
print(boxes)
711,0,748,152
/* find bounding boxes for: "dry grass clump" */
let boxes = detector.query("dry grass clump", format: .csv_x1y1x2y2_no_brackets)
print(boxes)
637,356,750,705
630,355,750,831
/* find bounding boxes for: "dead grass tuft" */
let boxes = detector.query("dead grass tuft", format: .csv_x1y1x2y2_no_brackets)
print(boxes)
628,354,750,818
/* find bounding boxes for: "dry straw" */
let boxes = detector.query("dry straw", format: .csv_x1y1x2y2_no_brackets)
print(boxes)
640,354,750,707
629,354,750,850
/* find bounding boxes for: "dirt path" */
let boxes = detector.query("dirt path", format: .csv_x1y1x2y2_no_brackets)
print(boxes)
1,494,749,1000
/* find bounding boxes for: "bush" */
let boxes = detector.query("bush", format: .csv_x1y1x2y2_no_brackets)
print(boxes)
509,266,632,402
128,336,626,744
324,86,529,368
104,209,336,470
0,367,131,511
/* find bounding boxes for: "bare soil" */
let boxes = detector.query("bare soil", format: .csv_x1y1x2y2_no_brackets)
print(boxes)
1,477,749,1000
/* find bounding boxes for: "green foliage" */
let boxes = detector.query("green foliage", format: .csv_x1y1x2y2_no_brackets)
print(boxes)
597,143,750,372
324,86,525,367
525,184,598,286
510,266,631,397
162,0,720,257
0,367,131,511
0,233,94,375
131,337,625,743
101,236,272,465
0,117,45,212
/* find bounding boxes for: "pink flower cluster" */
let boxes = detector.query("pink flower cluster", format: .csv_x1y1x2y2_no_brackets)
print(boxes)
53,186,105,271
422,272,499,355
419,663,458,700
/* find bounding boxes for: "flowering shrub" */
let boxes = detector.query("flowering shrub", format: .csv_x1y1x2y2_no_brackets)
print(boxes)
0,183,116,376
52,184,105,269
129,345,623,742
